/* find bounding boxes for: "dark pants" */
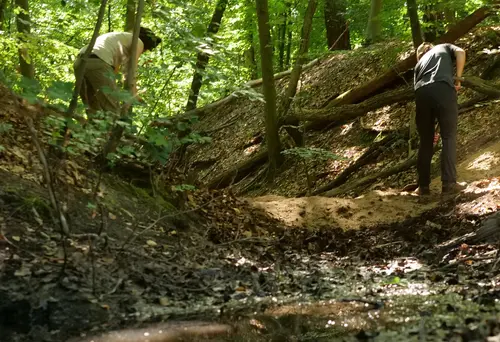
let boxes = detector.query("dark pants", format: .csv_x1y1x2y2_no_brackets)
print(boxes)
415,82,458,188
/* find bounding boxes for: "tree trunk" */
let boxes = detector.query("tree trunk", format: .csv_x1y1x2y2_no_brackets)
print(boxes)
324,0,350,50
243,0,258,80
285,6,292,69
124,0,135,31
103,0,144,157
108,3,112,32
66,0,108,118
185,0,228,111
365,0,383,44
256,0,282,181
327,6,491,108
15,0,34,79
406,0,423,48
422,4,445,42
278,10,287,71
0,0,8,31
278,0,318,146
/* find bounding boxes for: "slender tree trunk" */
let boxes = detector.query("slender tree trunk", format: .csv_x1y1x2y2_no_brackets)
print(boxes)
124,0,135,31
365,0,383,44
15,0,34,79
278,10,287,71
244,31,258,79
66,0,108,118
406,0,423,48
185,0,229,111
103,0,144,157
279,0,318,146
108,3,112,32
256,0,282,180
0,0,8,31
324,0,350,50
285,4,292,69
244,0,258,79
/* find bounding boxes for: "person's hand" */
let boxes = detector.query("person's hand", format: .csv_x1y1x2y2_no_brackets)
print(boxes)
455,80,461,92
433,133,440,146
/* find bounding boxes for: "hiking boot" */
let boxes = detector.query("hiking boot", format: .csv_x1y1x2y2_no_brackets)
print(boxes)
414,186,431,196
442,182,467,195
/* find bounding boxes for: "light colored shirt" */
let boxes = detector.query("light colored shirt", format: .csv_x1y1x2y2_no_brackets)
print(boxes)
79,32,144,71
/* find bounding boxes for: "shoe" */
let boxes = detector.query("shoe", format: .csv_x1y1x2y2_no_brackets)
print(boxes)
442,182,466,195
415,186,431,196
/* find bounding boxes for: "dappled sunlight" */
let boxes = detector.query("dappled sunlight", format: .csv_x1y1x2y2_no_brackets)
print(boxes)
467,151,500,171
340,122,354,136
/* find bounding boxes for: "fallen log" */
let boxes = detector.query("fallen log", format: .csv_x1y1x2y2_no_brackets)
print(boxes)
457,76,500,98
310,133,399,196
325,6,492,108
287,87,414,129
206,149,269,189
323,152,420,197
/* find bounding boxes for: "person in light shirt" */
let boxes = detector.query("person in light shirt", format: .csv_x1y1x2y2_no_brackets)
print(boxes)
74,27,161,116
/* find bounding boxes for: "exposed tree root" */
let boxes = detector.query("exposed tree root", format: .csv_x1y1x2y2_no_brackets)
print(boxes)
207,150,269,189
310,134,400,196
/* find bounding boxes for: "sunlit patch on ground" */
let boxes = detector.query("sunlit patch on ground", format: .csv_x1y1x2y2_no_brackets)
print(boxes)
467,151,500,171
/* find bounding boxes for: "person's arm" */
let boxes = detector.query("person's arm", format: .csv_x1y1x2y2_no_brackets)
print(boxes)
454,47,466,90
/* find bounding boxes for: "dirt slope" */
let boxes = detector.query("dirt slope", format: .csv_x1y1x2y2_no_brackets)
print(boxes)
250,138,500,230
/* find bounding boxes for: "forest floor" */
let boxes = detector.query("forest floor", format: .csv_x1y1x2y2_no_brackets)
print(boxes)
3,32,500,342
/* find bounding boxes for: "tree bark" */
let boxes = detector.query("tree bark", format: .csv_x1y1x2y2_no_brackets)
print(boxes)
279,0,318,146
0,0,8,31
256,0,282,180
124,0,135,31
365,0,383,44
327,6,491,108
103,0,144,157
15,0,34,79
457,76,500,98
67,0,108,118
406,0,423,48
324,0,350,50
185,0,229,111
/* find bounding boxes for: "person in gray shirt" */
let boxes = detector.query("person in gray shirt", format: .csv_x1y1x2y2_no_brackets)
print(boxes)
413,42,466,196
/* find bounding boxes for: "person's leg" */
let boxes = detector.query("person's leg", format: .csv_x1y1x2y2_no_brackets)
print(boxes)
435,83,458,189
84,59,119,116
415,87,436,191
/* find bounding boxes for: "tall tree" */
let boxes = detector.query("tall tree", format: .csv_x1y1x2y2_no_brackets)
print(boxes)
279,0,318,146
365,0,383,44
243,0,258,79
277,8,287,71
406,0,423,48
324,0,350,50
256,0,282,180
124,0,135,31
185,0,229,111
15,0,34,79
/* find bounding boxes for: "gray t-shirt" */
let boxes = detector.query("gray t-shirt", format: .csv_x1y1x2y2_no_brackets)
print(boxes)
414,43,460,91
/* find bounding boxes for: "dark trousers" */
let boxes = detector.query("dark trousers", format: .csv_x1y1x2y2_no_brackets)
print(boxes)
415,82,458,188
